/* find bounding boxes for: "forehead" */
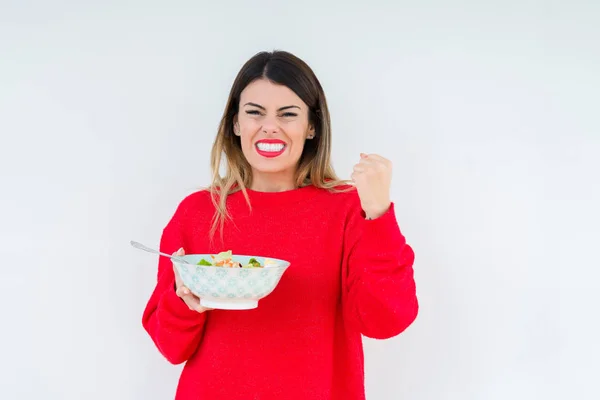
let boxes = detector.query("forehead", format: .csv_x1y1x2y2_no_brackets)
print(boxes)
240,79,306,108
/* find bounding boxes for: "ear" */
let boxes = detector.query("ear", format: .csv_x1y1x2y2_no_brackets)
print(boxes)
233,116,240,136
307,125,315,139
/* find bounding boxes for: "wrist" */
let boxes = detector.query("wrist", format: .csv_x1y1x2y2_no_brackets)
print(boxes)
364,202,391,220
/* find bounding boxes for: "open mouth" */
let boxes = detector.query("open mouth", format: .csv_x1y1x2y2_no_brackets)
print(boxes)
255,140,286,158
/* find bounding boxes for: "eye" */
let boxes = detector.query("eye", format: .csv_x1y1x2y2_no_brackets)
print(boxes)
245,110,261,115
281,112,298,118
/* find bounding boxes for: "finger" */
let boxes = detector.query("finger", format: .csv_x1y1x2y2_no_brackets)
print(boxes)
172,264,182,283
358,158,388,172
182,294,201,311
175,284,191,297
353,164,366,173
175,247,185,256
172,265,190,295
183,294,214,313
357,158,376,167
365,154,392,168
360,155,385,164
362,153,385,161
351,171,366,184
195,301,215,313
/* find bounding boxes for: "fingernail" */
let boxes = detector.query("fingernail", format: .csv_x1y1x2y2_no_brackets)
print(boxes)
183,288,189,294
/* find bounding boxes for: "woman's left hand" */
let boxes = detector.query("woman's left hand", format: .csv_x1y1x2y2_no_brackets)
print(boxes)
351,153,392,220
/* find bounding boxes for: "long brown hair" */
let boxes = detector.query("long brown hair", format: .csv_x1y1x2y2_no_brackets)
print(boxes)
209,50,351,240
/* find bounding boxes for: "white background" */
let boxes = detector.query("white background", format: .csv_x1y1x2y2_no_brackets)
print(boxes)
1,1,599,399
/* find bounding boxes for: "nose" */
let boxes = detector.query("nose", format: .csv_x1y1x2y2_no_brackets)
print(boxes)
261,115,280,135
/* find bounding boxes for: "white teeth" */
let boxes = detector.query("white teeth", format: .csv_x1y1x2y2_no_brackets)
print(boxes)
256,143,285,152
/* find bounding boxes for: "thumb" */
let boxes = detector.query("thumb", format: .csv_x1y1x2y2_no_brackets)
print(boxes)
360,153,368,159
175,247,185,256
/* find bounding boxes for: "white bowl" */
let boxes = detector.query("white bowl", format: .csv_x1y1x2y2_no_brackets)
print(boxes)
172,254,290,310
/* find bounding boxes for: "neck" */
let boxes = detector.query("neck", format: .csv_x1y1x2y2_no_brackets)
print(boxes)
250,170,296,192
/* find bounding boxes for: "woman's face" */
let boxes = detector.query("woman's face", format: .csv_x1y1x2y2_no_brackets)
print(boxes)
235,79,315,182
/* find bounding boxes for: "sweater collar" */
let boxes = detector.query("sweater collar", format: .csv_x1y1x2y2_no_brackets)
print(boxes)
229,184,320,208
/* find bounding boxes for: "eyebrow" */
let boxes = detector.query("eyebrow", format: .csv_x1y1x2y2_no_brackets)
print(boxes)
244,102,301,111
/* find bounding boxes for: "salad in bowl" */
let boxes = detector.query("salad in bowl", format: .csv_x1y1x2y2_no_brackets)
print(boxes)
173,250,290,310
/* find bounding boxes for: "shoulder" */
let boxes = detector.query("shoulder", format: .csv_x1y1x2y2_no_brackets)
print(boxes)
314,184,362,211
171,189,214,219
181,188,213,206
318,183,357,198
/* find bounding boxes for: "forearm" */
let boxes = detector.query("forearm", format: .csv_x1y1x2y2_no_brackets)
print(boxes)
344,203,419,339
345,244,418,339
142,277,207,364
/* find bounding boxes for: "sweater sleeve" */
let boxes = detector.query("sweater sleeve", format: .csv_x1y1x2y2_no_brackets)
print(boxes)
342,202,419,339
141,201,207,364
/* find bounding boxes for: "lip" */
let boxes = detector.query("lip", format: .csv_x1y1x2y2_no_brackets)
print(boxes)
255,139,287,158
256,139,286,145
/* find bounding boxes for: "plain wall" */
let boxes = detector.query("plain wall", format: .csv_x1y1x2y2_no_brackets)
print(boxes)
1,1,598,399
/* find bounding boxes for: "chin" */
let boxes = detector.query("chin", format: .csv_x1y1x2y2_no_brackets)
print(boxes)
246,153,298,173
243,146,301,175
251,161,290,174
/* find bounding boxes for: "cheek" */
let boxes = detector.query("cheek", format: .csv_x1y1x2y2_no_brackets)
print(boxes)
240,135,255,156
286,124,309,149
239,118,260,133
238,121,259,147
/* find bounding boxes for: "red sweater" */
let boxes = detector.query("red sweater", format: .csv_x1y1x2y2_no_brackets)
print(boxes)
142,185,418,399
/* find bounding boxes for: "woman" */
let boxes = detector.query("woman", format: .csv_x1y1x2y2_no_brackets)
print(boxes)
142,50,418,400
